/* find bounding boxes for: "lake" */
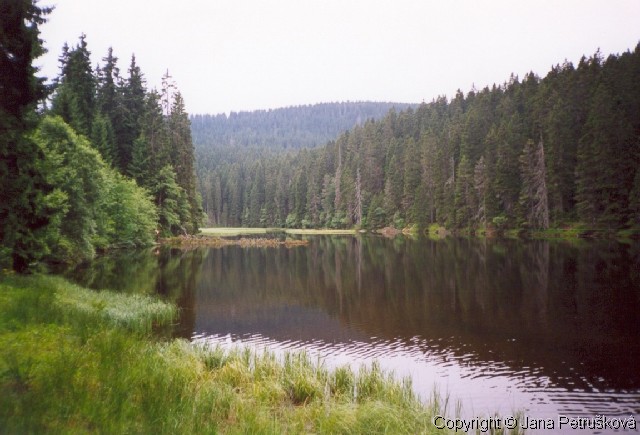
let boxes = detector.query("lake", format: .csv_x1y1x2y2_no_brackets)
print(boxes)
59,235,640,426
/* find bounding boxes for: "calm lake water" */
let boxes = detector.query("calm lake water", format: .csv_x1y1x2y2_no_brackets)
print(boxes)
60,235,640,427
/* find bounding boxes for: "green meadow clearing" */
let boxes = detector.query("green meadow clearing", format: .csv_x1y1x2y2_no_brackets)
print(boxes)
199,227,357,237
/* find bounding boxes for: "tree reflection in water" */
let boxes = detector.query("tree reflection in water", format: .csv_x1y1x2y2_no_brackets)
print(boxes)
60,236,640,417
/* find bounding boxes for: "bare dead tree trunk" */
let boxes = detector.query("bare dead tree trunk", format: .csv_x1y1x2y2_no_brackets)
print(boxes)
534,138,550,229
334,141,342,212
355,167,363,225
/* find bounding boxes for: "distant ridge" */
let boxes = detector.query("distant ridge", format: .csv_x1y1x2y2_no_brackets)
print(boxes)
190,101,416,150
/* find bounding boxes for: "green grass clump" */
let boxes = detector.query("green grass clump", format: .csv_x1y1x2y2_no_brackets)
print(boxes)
526,222,588,239
427,224,448,240
0,274,517,434
54,278,177,333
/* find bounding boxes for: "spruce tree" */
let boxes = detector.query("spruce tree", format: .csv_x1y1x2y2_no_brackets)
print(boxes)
0,0,53,272
122,54,146,160
95,47,128,171
168,91,200,232
51,34,95,136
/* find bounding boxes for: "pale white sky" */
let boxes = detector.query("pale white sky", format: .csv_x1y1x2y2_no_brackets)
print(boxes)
38,0,640,115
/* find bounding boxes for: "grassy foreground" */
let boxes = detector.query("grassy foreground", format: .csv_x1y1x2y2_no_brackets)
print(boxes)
0,274,462,434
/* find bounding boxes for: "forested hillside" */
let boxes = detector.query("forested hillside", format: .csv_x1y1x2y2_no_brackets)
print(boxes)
191,102,413,150
196,46,640,231
193,102,414,226
1,3,200,272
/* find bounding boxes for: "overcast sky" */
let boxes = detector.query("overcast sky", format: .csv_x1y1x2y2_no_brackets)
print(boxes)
38,0,640,115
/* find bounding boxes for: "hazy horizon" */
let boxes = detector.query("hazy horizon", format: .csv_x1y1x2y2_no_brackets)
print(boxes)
39,0,640,114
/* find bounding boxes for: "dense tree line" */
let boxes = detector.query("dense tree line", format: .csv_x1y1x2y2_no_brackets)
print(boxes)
197,46,640,231
194,102,413,226
1,1,200,272
50,37,201,236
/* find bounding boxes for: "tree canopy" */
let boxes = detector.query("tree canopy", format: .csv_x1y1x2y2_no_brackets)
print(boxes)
1,6,201,271
195,46,640,232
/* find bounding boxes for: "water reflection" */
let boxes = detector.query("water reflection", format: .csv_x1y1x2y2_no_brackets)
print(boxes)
60,236,640,420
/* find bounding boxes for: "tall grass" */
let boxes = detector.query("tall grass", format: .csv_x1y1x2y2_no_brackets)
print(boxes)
54,277,176,333
0,275,519,434
0,274,176,334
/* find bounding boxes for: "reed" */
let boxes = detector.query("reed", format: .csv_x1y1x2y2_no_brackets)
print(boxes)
0,274,518,434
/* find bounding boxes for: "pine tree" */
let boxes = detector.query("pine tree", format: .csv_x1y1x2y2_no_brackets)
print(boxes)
51,34,95,136
138,90,169,177
0,0,53,272
168,91,200,232
95,47,128,171
96,47,119,118
151,165,189,236
487,118,522,222
121,54,146,159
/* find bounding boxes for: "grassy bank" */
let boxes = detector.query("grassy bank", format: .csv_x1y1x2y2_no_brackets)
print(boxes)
1,274,485,434
284,228,357,235
199,224,640,241
199,227,272,237
199,227,358,237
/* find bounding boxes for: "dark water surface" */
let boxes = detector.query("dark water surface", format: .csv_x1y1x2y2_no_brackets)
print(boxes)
60,236,640,425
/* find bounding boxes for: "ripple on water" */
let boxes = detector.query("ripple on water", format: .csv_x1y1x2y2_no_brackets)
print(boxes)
192,330,640,422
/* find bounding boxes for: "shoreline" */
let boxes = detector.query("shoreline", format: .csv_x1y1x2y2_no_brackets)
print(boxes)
1,274,484,433
195,225,640,242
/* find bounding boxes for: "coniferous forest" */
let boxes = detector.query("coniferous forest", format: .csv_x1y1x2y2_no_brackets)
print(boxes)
2,0,640,273
1,4,201,272
195,46,640,232
191,102,414,150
